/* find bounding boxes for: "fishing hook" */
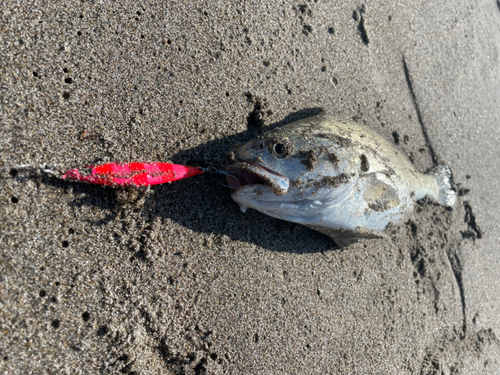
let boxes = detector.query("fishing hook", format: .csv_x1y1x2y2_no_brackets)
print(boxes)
201,166,241,189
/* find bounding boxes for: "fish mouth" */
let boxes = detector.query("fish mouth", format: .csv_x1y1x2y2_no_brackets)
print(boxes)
226,160,290,196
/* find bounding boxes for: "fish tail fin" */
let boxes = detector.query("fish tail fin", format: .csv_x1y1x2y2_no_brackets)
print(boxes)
430,165,457,207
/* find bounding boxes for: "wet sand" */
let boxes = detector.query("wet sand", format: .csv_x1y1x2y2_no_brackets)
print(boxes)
1,1,500,374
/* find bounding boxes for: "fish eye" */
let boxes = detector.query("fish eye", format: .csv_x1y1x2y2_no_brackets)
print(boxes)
273,143,286,155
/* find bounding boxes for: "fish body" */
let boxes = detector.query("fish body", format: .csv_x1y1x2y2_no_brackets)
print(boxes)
226,114,456,240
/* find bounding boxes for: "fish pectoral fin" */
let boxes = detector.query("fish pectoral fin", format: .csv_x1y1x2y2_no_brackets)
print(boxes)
238,203,248,213
362,175,400,212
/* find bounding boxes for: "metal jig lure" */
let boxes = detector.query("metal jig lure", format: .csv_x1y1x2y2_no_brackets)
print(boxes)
60,162,240,188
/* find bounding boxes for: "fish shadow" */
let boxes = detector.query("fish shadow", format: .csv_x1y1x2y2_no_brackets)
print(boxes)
24,108,340,253
148,107,338,253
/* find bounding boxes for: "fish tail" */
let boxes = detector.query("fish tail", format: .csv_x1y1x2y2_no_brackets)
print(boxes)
430,165,457,207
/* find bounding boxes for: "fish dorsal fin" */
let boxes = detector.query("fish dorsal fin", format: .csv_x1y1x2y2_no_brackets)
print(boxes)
362,175,401,212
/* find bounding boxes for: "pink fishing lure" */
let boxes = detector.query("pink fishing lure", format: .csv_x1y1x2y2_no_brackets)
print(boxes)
61,162,203,187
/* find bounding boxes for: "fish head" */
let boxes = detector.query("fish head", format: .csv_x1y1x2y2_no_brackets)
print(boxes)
225,117,358,222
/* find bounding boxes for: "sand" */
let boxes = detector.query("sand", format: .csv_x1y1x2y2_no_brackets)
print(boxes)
1,0,500,374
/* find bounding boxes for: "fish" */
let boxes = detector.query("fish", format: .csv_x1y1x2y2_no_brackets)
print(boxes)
225,114,456,241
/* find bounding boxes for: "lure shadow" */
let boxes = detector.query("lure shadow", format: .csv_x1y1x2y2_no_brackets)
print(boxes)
14,171,122,226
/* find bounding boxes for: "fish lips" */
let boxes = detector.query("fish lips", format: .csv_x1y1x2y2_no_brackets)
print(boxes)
226,161,291,196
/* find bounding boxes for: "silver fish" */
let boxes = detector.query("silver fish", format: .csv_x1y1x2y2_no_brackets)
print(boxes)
226,114,456,240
